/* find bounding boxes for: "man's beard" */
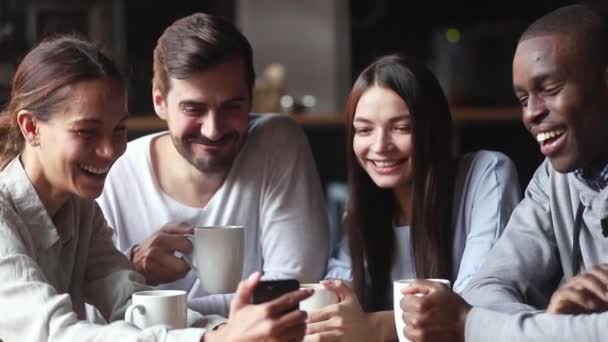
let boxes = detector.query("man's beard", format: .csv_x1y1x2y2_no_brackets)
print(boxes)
171,132,242,174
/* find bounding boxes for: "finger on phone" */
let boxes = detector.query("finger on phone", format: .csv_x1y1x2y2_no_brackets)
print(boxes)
272,309,307,335
266,289,313,317
232,272,262,311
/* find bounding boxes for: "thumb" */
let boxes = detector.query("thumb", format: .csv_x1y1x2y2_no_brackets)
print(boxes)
321,279,355,301
231,272,261,312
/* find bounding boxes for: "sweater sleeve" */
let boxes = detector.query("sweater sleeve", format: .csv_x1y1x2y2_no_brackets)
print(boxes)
325,236,353,282
452,151,522,292
466,307,608,342
461,160,563,313
258,116,330,282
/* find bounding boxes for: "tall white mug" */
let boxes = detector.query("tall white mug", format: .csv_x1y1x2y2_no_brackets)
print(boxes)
183,225,244,294
125,290,187,329
299,283,339,313
393,278,451,342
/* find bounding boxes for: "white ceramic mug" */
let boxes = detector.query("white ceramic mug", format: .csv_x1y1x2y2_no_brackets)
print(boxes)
182,225,244,294
299,283,339,312
393,278,451,342
125,290,187,329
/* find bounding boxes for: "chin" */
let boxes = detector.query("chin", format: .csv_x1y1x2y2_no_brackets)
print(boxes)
549,156,580,174
75,187,104,200
370,177,401,189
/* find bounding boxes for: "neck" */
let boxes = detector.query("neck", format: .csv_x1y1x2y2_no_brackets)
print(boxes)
393,182,413,226
20,149,68,217
152,134,227,207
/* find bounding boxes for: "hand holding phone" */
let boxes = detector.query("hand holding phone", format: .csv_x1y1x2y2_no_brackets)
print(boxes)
252,279,300,305
204,273,312,342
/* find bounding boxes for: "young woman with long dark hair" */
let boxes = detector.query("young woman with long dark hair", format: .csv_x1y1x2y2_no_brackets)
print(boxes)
305,53,522,341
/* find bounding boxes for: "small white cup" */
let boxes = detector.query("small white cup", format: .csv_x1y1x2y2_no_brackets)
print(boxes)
298,283,339,312
182,225,244,294
393,278,451,342
125,290,187,329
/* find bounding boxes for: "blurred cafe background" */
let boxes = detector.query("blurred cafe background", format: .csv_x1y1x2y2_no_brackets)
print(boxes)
1,0,606,224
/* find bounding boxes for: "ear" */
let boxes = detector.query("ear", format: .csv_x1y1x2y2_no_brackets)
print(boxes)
152,85,168,120
16,110,40,147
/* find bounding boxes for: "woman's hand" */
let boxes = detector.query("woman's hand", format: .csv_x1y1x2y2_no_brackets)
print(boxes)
204,272,313,342
304,280,383,342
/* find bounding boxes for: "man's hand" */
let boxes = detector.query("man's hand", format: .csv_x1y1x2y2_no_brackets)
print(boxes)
204,272,313,342
132,222,194,285
547,264,608,314
400,280,470,342
304,280,377,342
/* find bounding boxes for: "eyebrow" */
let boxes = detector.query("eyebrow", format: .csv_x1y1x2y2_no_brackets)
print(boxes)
353,113,410,123
178,96,249,107
69,114,129,125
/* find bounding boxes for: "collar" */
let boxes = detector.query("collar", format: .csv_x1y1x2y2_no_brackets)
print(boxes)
1,157,74,249
574,163,608,192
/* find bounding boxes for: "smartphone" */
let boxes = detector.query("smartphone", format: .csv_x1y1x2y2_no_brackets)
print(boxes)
252,279,300,310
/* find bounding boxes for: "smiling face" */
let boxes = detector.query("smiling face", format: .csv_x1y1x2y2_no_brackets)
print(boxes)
154,58,251,174
513,34,608,172
32,78,128,200
353,86,413,190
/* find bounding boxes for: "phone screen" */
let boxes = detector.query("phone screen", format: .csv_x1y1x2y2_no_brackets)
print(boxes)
252,279,300,306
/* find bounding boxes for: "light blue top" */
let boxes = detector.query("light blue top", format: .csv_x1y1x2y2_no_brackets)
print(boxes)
325,150,522,307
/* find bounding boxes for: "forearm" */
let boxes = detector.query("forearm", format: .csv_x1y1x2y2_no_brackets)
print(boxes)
189,294,233,317
368,310,398,342
466,307,608,342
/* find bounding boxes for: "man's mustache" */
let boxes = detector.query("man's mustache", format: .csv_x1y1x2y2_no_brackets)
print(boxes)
186,132,239,146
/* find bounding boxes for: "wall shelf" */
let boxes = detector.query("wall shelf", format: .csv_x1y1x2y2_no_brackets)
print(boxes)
127,106,522,132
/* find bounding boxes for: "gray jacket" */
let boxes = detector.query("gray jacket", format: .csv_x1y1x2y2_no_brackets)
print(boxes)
462,159,608,342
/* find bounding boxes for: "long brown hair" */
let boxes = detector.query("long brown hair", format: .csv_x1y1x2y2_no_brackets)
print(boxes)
345,54,455,310
0,35,124,168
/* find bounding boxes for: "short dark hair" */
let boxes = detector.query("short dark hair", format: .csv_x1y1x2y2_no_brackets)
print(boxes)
153,12,255,96
520,4,608,67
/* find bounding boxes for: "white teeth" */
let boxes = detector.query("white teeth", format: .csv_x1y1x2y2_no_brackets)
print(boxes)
79,164,110,175
536,128,566,143
372,160,399,168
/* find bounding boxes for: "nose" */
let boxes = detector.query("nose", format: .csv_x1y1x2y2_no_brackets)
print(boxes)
523,94,548,127
200,111,223,141
370,129,393,153
97,135,124,161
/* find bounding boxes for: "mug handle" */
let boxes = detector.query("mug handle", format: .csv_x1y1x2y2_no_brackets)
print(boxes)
174,235,199,274
125,304,145,324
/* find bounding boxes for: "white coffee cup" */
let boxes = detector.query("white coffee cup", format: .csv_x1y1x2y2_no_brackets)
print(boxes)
125,290,187,329
299,283,339,312
182,225,244,294
393,278,451,342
